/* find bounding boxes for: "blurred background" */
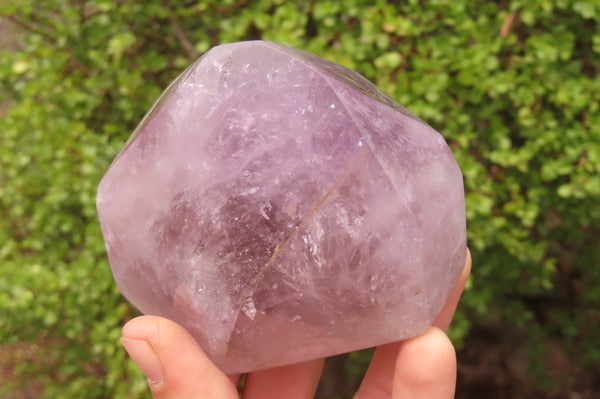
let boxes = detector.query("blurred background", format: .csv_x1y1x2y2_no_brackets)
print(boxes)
1,1,598,398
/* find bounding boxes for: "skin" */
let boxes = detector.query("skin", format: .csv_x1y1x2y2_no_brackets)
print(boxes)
121,248,471,399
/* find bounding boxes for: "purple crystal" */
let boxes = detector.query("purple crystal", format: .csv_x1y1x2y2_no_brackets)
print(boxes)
97,41,466,374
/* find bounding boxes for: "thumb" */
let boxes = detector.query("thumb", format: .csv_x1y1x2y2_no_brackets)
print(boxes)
121,315,239,399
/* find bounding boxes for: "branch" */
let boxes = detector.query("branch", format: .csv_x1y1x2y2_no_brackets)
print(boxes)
162,2,200,59
6,15,55,44
501,10,517,38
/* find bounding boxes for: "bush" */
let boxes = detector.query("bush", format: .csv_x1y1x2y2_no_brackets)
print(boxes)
1,1,598,397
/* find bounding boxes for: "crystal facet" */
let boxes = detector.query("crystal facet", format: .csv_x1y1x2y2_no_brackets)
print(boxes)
97,41,467,374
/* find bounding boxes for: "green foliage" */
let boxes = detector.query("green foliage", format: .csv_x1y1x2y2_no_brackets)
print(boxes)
1,0,598,397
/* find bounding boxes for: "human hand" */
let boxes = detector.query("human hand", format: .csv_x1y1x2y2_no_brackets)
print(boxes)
120,249,471,398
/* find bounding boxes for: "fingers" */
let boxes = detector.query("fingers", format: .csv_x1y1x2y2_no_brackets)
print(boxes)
121,316,323,398
242,358,324,399
354,341,403,398
354,328,456,399
392,327,456,399
120,249,471,399
121,315,239,399
434,247,472,331
354,247,471,398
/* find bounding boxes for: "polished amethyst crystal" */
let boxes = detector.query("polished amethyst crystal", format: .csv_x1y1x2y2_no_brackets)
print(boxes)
97,41,467,374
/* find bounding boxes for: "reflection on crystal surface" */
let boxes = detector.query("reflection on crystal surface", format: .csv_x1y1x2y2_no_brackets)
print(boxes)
97,41,466,374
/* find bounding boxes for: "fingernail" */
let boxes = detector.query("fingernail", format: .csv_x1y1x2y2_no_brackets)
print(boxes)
121,337,164,385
